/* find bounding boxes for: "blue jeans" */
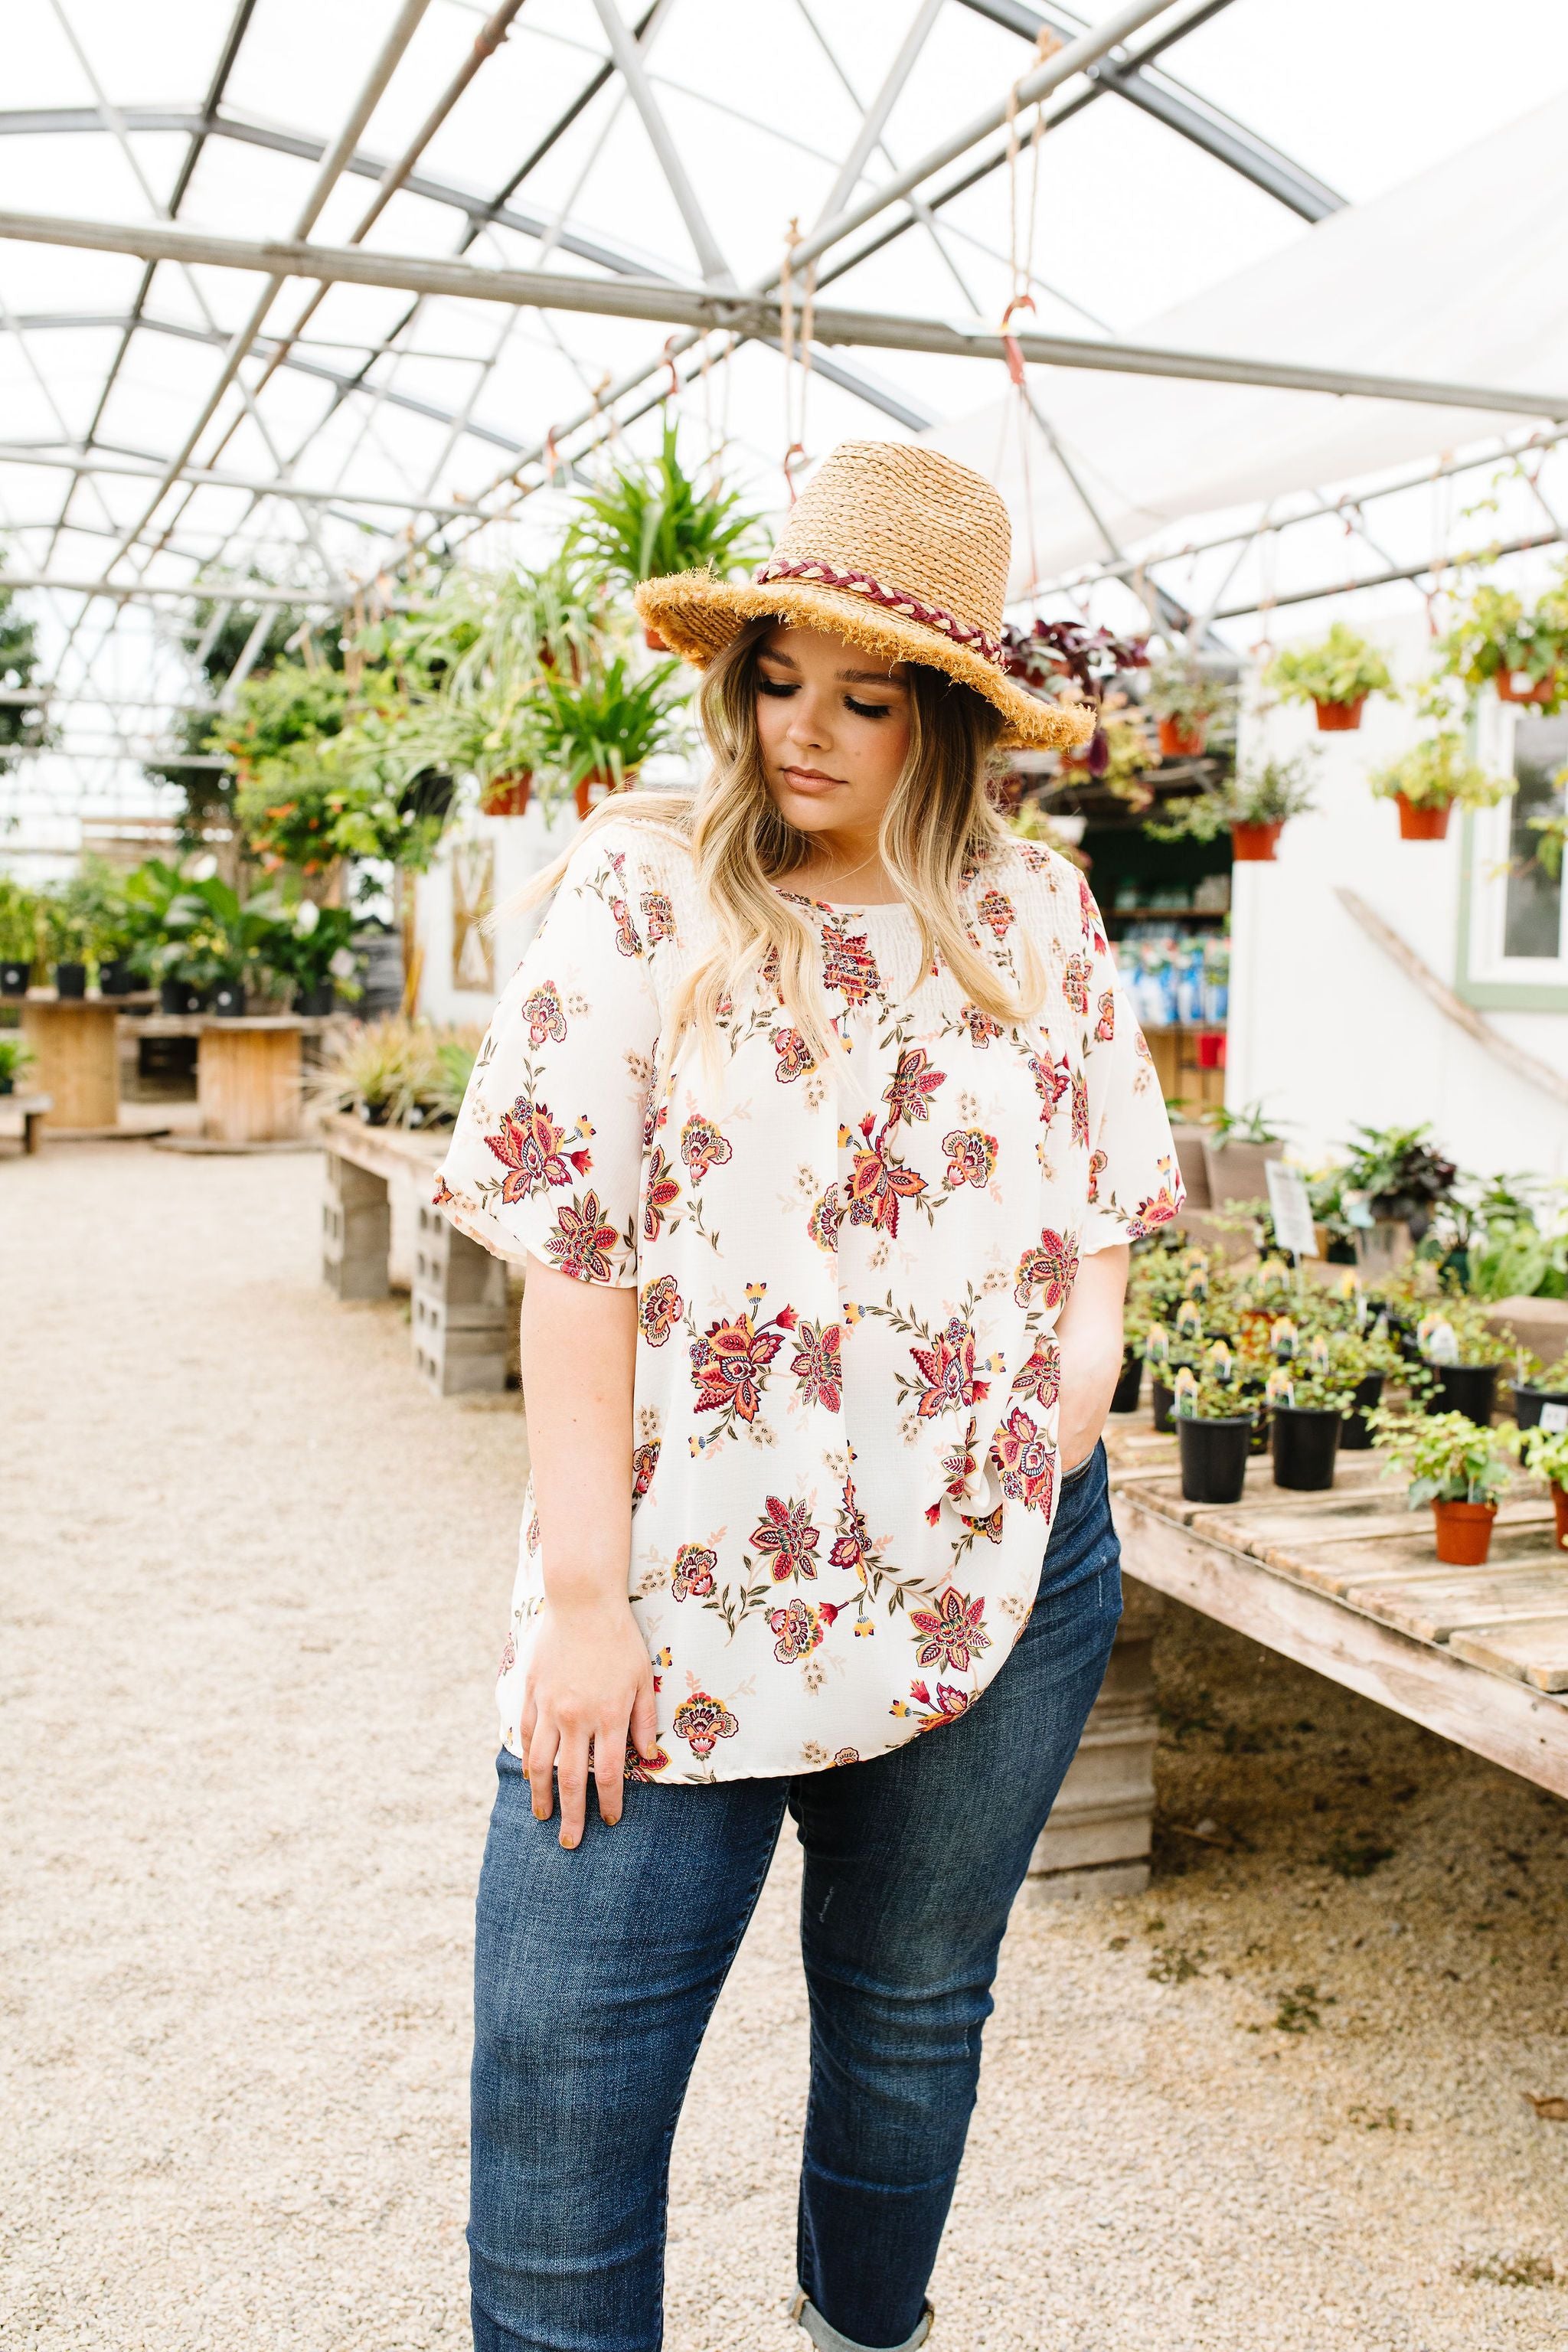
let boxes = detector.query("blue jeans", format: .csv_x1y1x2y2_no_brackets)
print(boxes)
470,1442,1122,2352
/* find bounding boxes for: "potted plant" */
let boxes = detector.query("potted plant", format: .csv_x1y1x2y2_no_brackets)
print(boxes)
1513,1348,1568,1430
1171,1356,1258,1504
1262,1328,1354,1490
1414,1305,1517,1425
0,876,40,995
1336,1122,1458,1256
1368,731,1515,842
568,424,767,648
309,1015,482,1129
1321,1322,1404,1449
38,883,94,998
0,1033,34,1096
1436,577,1568,710
1145,754,1317,863
1369,1406,1514,1565
1144,655,1236,759
1201,1101,1287,1208
528,652,689,818
1266,623,1395,731
256,896,362,1017
1514,1421,1568,1550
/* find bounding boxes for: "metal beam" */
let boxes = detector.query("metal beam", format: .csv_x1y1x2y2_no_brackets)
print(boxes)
954,0,1345,221
586,0,731,285
2,214,1560,421
1205,527,1564,622
0,572,347,605
813,0,946,225
0,441,477,516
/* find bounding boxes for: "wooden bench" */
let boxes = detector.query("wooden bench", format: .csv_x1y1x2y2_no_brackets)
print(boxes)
318,1112,512,1400
0,1090,52,1154
1107,1425,1568,1802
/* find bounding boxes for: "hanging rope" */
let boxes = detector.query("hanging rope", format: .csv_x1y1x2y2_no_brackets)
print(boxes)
1001,31,1057,599
779,214,815,502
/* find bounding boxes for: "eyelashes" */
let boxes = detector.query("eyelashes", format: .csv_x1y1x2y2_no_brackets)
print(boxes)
756,678,896,720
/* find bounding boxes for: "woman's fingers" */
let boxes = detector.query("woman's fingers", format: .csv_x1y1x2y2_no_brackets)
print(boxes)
555,1726,590,1851
629,1670,658,1764
527,1714,556,1824
594,1713,627,1829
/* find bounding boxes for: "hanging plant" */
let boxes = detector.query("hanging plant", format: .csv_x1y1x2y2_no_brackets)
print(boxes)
1266,624,1395,731
1436,571,1568,710
1144,754,1317,864
1144,655,1236,759
1004,619,1147,776
527,652,690,818
1368,731,1515,841
568,425,768,646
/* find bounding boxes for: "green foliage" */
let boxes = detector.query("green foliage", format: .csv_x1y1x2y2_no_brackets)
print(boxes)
1337,1122,1457,1226
211,659,348,771
0,874,41,962
1369,731,1514,812
1144,756,1316,842
1143,655,1236,730
568,423,766,591
1367,1406,1514,1506
0,584,50,759
526,652,689,796
251,894,363,1003
1266,623,1395,709
0,1032,35,1086
1514,1421,1568,1489
1461,1174,1568,1302
309,1015,482,1128
1207,1099,1285,1145
1436,569,1568,707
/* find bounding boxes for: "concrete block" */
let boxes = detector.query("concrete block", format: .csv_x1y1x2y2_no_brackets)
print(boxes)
322,1155,390,1301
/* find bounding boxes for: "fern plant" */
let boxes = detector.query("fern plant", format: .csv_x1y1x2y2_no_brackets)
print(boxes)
569,425,766,593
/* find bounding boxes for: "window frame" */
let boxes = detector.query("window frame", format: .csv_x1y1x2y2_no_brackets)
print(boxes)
1456,694,1568,1010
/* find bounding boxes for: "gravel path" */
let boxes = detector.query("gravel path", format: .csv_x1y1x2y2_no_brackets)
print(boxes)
3,1142,1565,2351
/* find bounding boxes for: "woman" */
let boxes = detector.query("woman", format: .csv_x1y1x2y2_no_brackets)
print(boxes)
435,440,1183,2352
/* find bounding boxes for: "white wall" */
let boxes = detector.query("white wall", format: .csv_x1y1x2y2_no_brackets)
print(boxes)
1228,612,1568,1175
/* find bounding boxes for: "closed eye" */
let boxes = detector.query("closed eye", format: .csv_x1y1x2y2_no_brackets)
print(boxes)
846,695,896,720
757,676,797,697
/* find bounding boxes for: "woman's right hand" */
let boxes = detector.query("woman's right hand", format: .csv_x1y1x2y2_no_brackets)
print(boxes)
519,1593,659,1848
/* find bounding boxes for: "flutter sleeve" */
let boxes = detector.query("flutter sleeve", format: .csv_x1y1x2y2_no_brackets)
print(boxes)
1070,872,1185,1254
433,825,659,1285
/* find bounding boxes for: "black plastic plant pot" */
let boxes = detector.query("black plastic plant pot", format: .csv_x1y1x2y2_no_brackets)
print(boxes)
211,980,247,1018
159,978,206,1015
1178,1415,1253,1505
54,961,87,999
0,1073,12,1096
98,958,135,996
1428,1363,1498,1424
1151,1377,1174,1433
1514,1383,1568,1431
1,959,31,997
298,982,335,1018
1271,1404,1341,1491
1111,1352,1142,1414
1339,1372,1384,1449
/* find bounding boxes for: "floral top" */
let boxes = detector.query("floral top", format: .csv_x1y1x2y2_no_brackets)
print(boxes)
434,816,1181,1782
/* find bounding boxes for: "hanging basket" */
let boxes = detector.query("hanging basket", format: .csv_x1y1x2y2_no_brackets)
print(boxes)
1313,696,1366,732
1230,822,1282,862
574,770,632,822
1157,715,1206,759
643,624,668,652
1395,793,1450,841
1495,668,1558,705
482,774,533,818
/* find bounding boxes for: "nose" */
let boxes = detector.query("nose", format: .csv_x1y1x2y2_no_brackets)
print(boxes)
786,683,832,755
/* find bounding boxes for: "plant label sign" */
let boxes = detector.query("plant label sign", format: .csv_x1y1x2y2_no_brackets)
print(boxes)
1266,1160,1318,1257
1540,1402,1568,1434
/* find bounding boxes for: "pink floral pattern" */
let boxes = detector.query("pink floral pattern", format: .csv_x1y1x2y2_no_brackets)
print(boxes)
434,819,1181,1782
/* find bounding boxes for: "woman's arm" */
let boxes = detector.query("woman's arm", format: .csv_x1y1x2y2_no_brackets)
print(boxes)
518,1262,658,1849
1056,1244,1129,1473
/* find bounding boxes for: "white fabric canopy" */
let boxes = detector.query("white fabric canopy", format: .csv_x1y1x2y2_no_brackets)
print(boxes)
924,90,1568,590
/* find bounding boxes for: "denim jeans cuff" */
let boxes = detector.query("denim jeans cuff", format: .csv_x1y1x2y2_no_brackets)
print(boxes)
790,2287,933,2352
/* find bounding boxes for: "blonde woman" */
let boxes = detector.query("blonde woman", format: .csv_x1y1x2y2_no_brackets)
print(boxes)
436,443,1183,2352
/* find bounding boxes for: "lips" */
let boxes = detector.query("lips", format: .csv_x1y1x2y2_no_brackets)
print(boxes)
781,766,845,793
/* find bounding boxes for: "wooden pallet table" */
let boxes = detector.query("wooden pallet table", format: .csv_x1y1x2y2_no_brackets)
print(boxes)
19,996,119,1129
0,1090,52,1153
1106,1426,1568,1801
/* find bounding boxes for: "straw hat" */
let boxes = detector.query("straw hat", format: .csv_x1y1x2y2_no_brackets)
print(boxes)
633,440,1093,753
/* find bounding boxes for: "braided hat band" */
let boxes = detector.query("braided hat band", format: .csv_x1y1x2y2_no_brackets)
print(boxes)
633,439,1093,754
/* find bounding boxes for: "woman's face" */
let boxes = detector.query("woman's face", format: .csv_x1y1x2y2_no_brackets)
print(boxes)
754,623,912,840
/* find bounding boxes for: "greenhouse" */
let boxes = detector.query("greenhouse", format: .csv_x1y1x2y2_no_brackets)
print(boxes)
5,6,1568,2350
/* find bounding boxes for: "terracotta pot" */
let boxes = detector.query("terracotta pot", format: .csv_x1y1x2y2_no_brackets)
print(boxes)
1495,668,1557,705
1430,1498,1497,1566
482,773,533,818
573,770,622,821
1230,821,1282,862
1553,1483,1568,1551
1395,793,1449,841
1313,696,1366,731
1157,714,1205,759
643,623,668,652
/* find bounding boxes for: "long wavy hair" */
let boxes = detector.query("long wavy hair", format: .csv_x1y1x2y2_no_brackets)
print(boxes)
510,616,1044,1073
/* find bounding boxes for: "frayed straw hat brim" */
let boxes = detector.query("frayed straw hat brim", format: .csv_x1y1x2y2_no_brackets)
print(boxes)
634,571,1093,753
